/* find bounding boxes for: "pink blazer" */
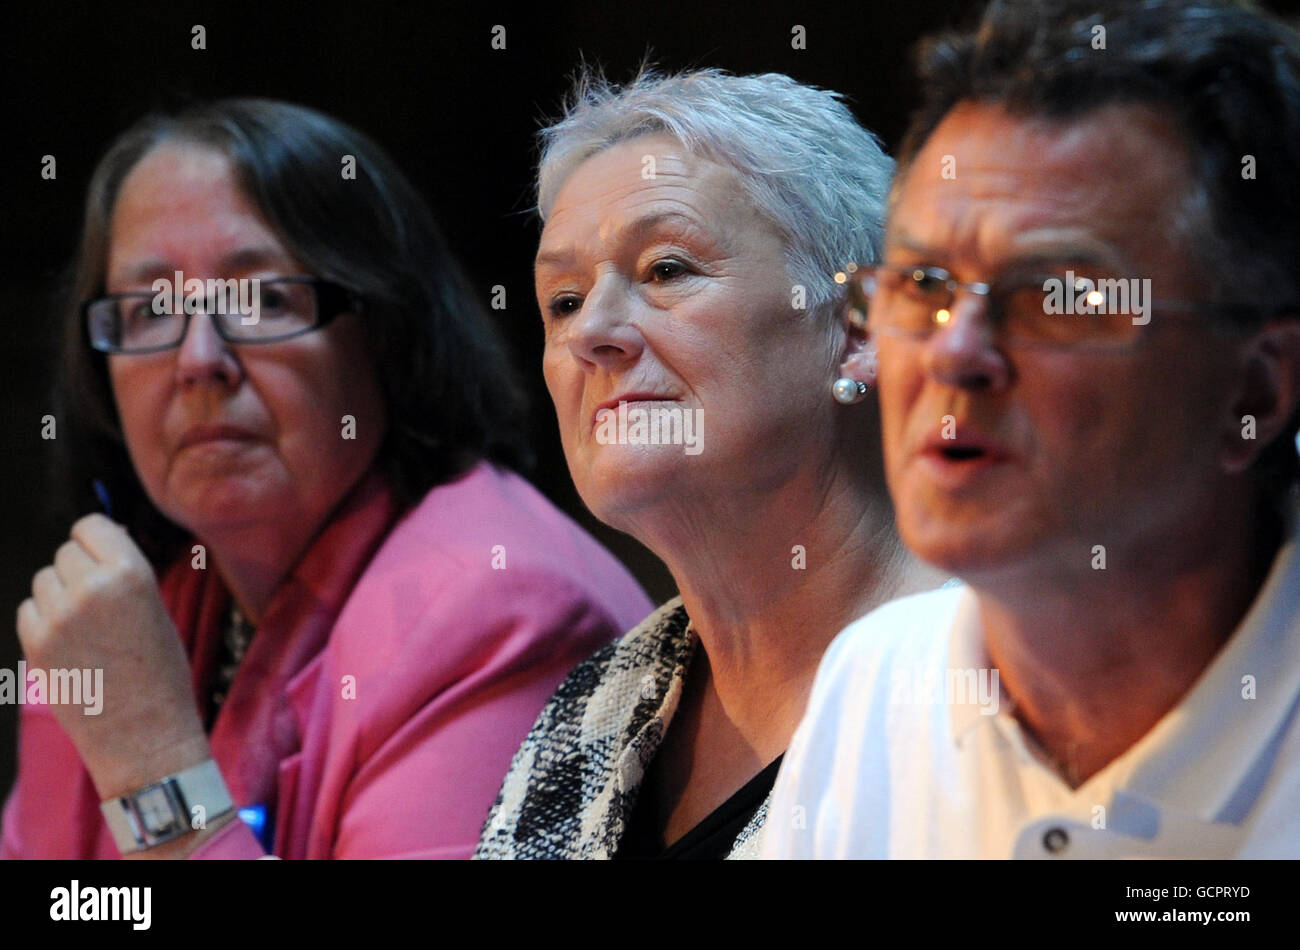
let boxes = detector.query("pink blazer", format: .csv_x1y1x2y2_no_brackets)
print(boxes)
1,463,651,859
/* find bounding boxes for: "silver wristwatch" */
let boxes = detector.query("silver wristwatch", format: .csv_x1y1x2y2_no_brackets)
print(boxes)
100,759,235,854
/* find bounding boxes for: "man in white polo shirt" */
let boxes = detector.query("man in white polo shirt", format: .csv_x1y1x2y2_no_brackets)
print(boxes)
763,0,1300,859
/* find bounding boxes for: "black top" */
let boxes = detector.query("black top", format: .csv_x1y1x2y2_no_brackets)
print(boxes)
615,755,785,860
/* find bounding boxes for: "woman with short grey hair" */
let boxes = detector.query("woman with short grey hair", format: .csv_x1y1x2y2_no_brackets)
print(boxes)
476,68,940,860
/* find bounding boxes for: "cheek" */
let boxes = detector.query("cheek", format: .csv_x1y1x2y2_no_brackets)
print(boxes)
249,347,381,465
540,344,565,396
107,361,169,479
678,297,793,402
541,348,580,423
1016,362,1170,494
875,347,921,470
1031,382,1110,469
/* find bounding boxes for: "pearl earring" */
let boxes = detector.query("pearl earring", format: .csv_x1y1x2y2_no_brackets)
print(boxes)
832,377,869,405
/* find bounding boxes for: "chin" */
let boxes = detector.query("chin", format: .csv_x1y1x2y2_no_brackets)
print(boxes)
901,508,1065,586
905,535,997,579
573,447,687,526
896,495,996,569
162,477,288,535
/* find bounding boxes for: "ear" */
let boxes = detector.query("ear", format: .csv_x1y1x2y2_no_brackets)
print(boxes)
836,301,878,388
1221,317,1300,474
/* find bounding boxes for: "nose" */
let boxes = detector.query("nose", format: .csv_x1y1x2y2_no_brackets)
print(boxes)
922,293,1013,392
564,271,644,372
174,310,244,389
920,291,1019,392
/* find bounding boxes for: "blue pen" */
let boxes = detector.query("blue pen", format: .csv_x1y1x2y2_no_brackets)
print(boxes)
91,479,114,519
239,804,275,852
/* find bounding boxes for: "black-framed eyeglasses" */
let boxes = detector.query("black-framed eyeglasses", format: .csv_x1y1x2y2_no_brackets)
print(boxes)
83,276,362,354
836,262,1262,349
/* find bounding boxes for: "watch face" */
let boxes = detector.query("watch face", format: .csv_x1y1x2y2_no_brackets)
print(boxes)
136,785,183,838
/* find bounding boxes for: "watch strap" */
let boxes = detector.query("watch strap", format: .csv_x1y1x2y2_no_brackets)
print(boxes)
100,758,235,854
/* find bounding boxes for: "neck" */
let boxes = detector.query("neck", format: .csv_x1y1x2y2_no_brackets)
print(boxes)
637,456,940,753
977,493,1282,788
199,510,327,626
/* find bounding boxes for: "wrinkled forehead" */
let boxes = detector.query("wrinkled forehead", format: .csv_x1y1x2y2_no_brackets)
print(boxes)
545,133,729,212
538,133,764,258
541,130,698,218
887,100,1202,271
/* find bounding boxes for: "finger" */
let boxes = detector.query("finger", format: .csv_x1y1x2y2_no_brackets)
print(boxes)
70,513,141,567
16,598,41,644
53,538,98,587
30,565,66,617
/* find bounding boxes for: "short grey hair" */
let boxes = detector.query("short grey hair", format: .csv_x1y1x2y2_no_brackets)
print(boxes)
536,67,895,318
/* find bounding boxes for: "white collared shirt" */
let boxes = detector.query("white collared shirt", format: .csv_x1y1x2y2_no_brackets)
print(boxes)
762,508,1300,859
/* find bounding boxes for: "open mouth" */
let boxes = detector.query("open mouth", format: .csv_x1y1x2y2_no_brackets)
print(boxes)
941,446,986,461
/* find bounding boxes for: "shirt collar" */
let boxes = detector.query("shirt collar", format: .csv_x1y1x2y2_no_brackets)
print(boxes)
947,587,998,743
949,496,1300,821
1116,500,1300,819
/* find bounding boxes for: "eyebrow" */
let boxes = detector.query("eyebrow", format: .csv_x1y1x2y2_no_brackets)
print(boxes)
110,246,298,287
886,232,938,258
535,210,713,272
886,230,1126,272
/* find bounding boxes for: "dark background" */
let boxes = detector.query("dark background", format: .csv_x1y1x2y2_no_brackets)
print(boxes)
3,0,1296,806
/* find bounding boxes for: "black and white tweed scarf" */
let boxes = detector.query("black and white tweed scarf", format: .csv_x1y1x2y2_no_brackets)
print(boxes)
474,597,770,860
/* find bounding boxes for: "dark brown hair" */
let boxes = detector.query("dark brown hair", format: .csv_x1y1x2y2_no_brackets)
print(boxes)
57,98,533,565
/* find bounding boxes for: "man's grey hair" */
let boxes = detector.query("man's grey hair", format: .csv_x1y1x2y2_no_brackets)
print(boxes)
536,67,895,318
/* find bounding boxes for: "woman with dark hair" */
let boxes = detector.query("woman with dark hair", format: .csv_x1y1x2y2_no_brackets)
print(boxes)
2,98,650,859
